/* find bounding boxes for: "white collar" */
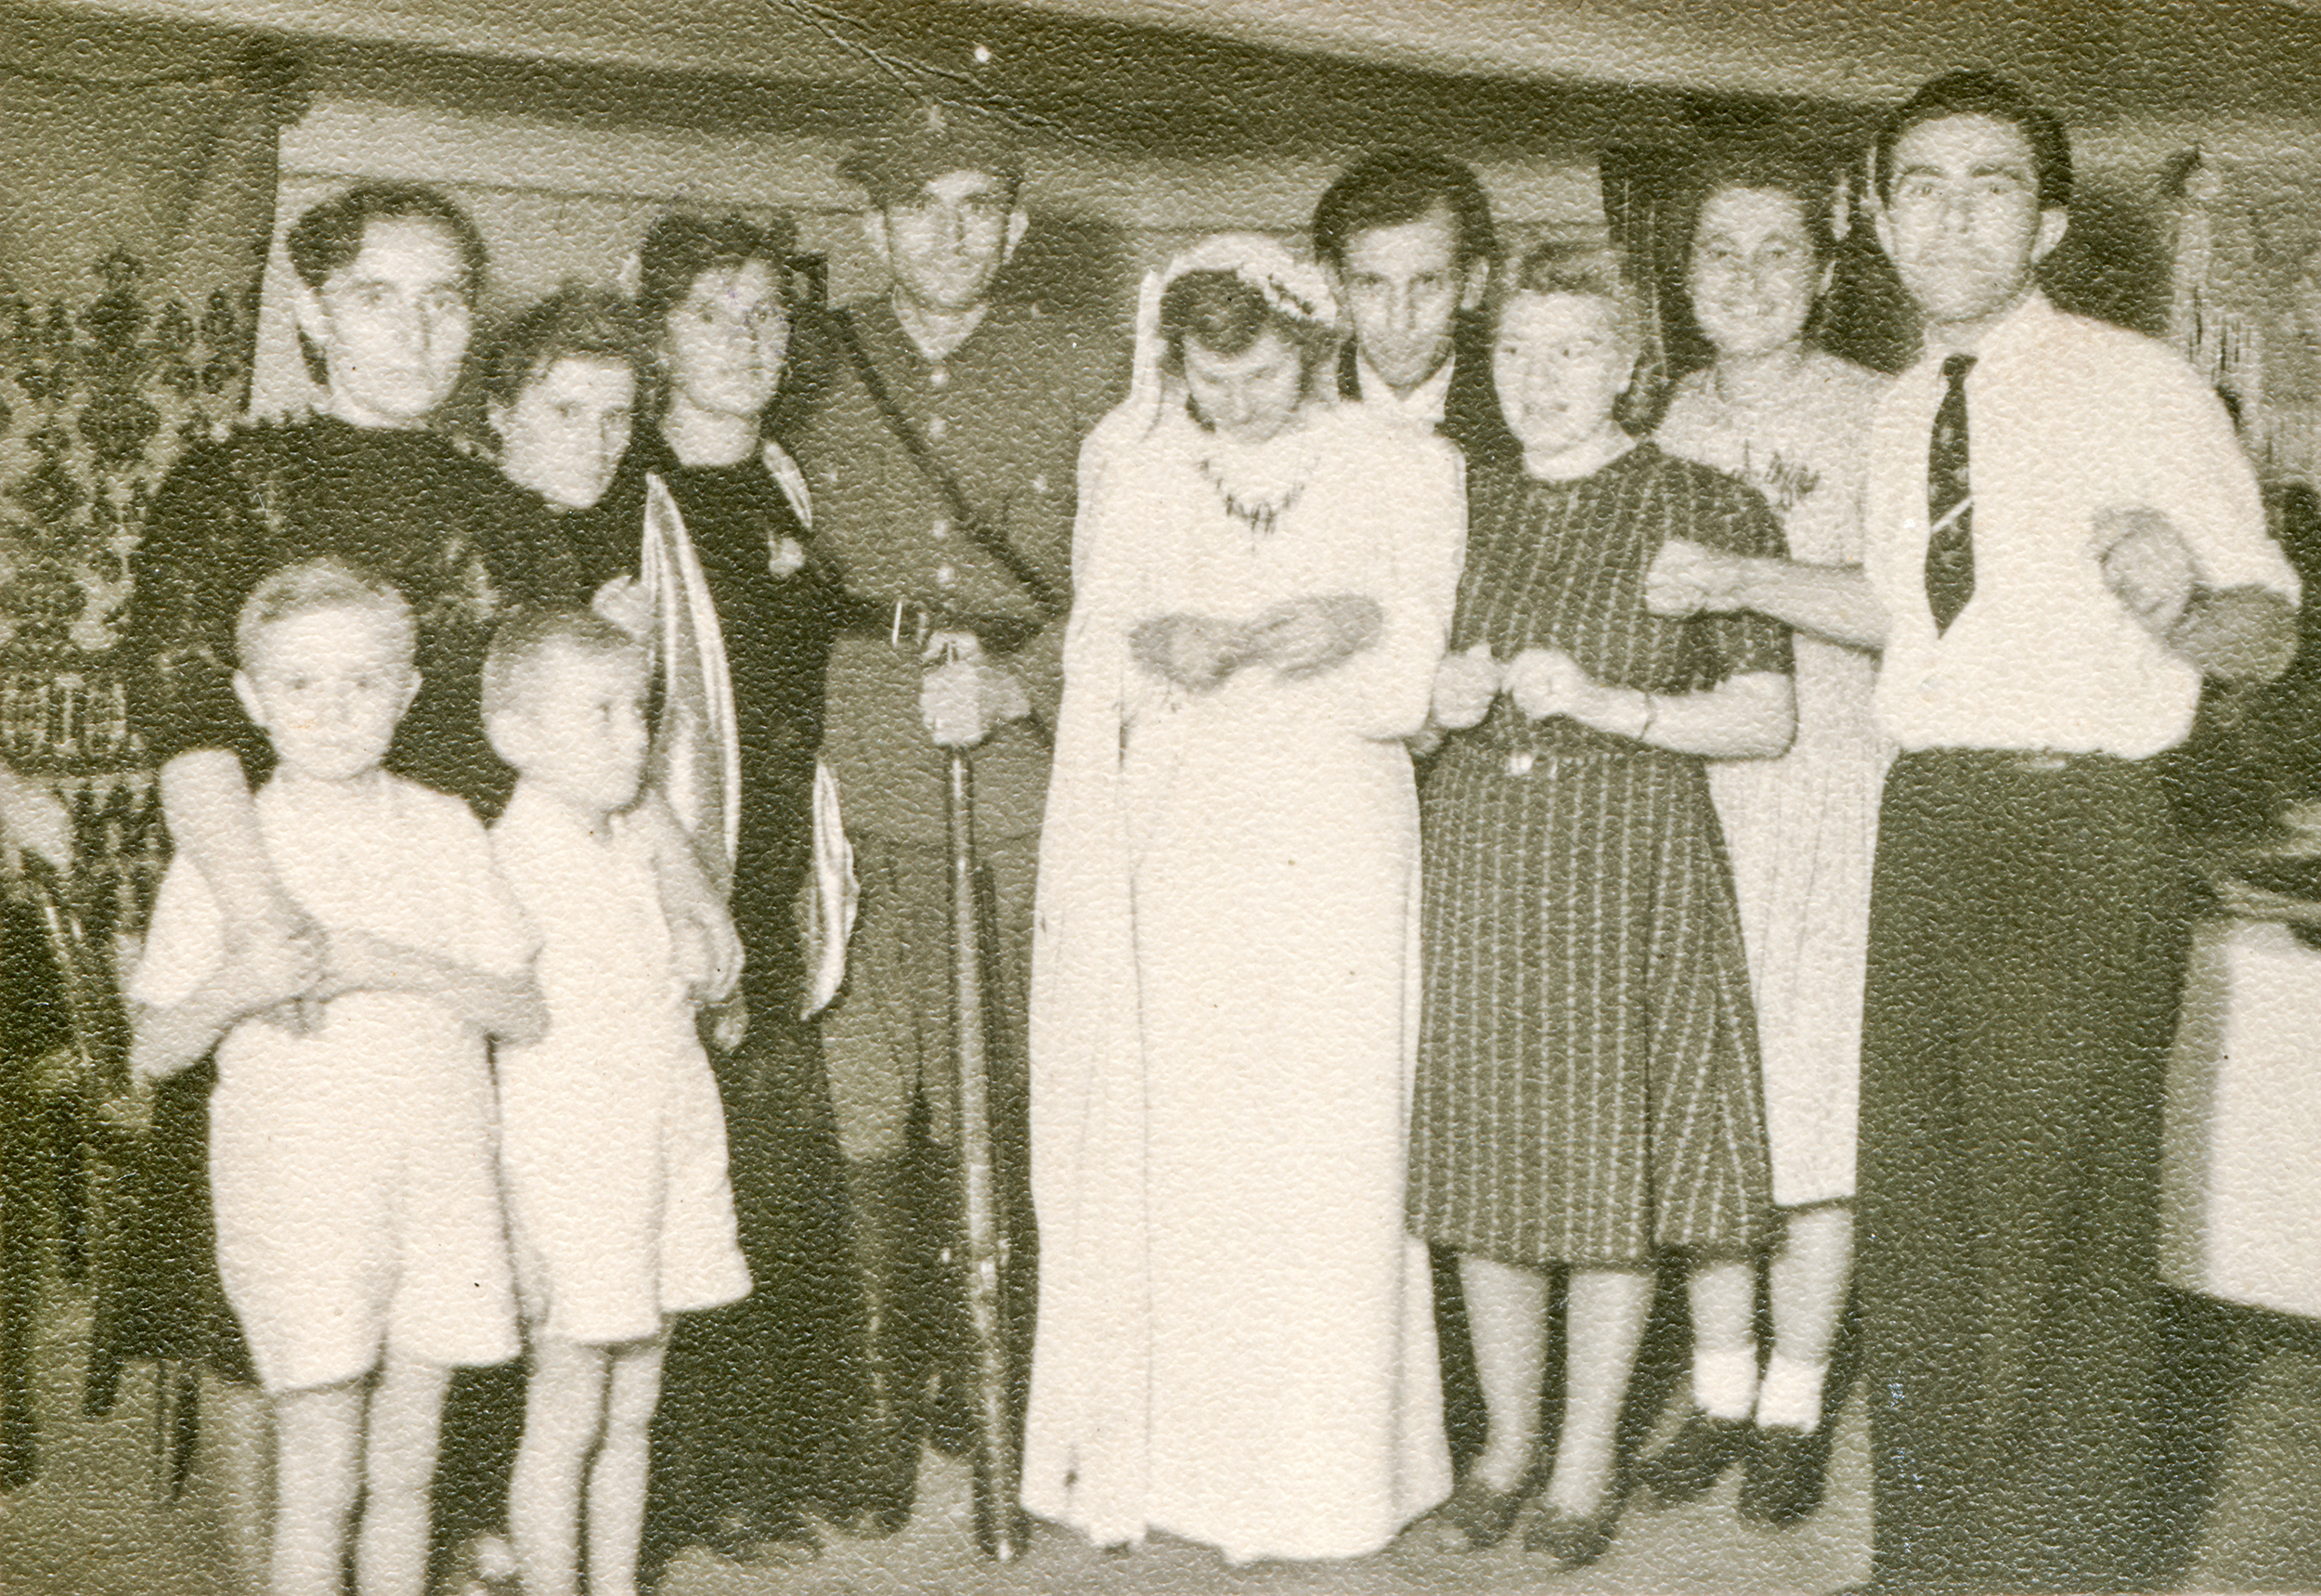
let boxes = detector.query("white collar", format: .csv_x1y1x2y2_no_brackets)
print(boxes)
1914,290,2057,381
1355,349,1456,425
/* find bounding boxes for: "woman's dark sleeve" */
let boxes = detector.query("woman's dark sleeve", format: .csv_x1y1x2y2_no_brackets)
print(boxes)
1685,469,1794,684
117,440,274,781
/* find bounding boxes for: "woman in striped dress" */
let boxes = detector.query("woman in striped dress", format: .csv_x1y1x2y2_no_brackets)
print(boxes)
1640,154,1890,1524
1412,243,1791,1568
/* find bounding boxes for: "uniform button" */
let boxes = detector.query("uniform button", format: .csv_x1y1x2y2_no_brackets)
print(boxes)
932,518,951,540
927,415,949,440
937,564,957,588
929,365,949,391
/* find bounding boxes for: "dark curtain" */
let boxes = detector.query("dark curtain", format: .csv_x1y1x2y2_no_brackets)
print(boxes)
1,6,301,1492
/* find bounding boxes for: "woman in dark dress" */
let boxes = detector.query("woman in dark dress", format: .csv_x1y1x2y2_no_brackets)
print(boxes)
603,212,865,1566
431,285,673,1587
113,184,648,1596
1411,244,1791,1568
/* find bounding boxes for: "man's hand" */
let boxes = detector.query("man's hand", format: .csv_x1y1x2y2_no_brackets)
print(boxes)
920,633,1033,747
1432,643,1502,729
1127,614,1253,694
1505,647,1593,721
768,537,810,578
1252,594,1383,678
2094,506,2198,640
1645,538,1745,618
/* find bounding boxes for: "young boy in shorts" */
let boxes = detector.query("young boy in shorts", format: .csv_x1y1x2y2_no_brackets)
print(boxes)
128,558,545,1596
481,608,749,1596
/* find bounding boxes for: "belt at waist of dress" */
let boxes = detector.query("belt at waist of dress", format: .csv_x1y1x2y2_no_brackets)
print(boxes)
1438,735,1690,778
1900,747,2133,774
829,594,1045,656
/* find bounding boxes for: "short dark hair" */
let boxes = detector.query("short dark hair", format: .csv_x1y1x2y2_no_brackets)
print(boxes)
635,212,797,331
285,183,486,383
235,556,415,672
1681,148,1840,269
1158,269,1338,395
285,182,486,295
1874,71,2072,212
475,285,648,413
1311,148,1497,274
481,606,646,726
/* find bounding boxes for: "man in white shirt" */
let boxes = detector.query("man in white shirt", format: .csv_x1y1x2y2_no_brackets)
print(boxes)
1645,71,2296,1594
1312,149,1520,473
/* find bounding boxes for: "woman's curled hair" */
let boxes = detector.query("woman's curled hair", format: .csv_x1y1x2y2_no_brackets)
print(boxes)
1158,268,1338,390
474,284,648,413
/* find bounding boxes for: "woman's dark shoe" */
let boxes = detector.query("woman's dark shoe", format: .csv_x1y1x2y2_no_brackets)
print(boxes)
1438,1464,1543,1550
1523,1495,1623,1568
1737,1423,1828,1524
1635,1410,1750,1505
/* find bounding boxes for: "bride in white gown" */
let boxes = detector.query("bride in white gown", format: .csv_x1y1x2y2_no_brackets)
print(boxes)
1023,235,1462,1563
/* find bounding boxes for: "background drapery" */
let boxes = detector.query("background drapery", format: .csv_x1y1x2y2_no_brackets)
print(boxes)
1,6,301,1491
0,9,300,916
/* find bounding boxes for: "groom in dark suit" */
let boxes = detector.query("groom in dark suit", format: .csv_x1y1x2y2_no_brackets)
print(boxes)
1312,149,1513,1472
1312,148,1520,475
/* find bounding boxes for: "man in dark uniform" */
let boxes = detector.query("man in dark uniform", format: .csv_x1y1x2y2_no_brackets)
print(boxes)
1312,148,1520,474
786,102,1122,1530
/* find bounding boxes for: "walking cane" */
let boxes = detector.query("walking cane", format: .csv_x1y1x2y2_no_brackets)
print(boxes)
945,738,1024,1560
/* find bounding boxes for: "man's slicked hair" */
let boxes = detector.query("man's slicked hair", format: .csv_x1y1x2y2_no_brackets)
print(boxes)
285,181,486,296
284,182,486,383
1874,71,2073,213
1311,148,1498,274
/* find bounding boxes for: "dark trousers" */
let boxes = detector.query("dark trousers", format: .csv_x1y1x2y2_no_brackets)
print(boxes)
1860,750,2190,1593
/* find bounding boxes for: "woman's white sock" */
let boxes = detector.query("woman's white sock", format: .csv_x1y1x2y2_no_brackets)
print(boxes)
1755,1352,1828,1432
1693,1343,1759,1421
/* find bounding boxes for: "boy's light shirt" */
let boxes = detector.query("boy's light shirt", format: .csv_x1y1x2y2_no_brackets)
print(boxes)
132,772,535,1047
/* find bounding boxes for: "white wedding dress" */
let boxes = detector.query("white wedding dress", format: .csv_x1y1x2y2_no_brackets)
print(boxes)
1022,404,1462,1562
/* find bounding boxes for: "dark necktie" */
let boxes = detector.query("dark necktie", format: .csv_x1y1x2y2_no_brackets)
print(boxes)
1925,353,1976,633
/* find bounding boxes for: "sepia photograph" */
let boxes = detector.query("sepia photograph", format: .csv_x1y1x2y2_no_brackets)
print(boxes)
5,3,2321,1593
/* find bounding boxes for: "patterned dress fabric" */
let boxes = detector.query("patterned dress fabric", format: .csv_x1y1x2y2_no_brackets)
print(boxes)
1657,351,1890,1206
1409,444,1785,1265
